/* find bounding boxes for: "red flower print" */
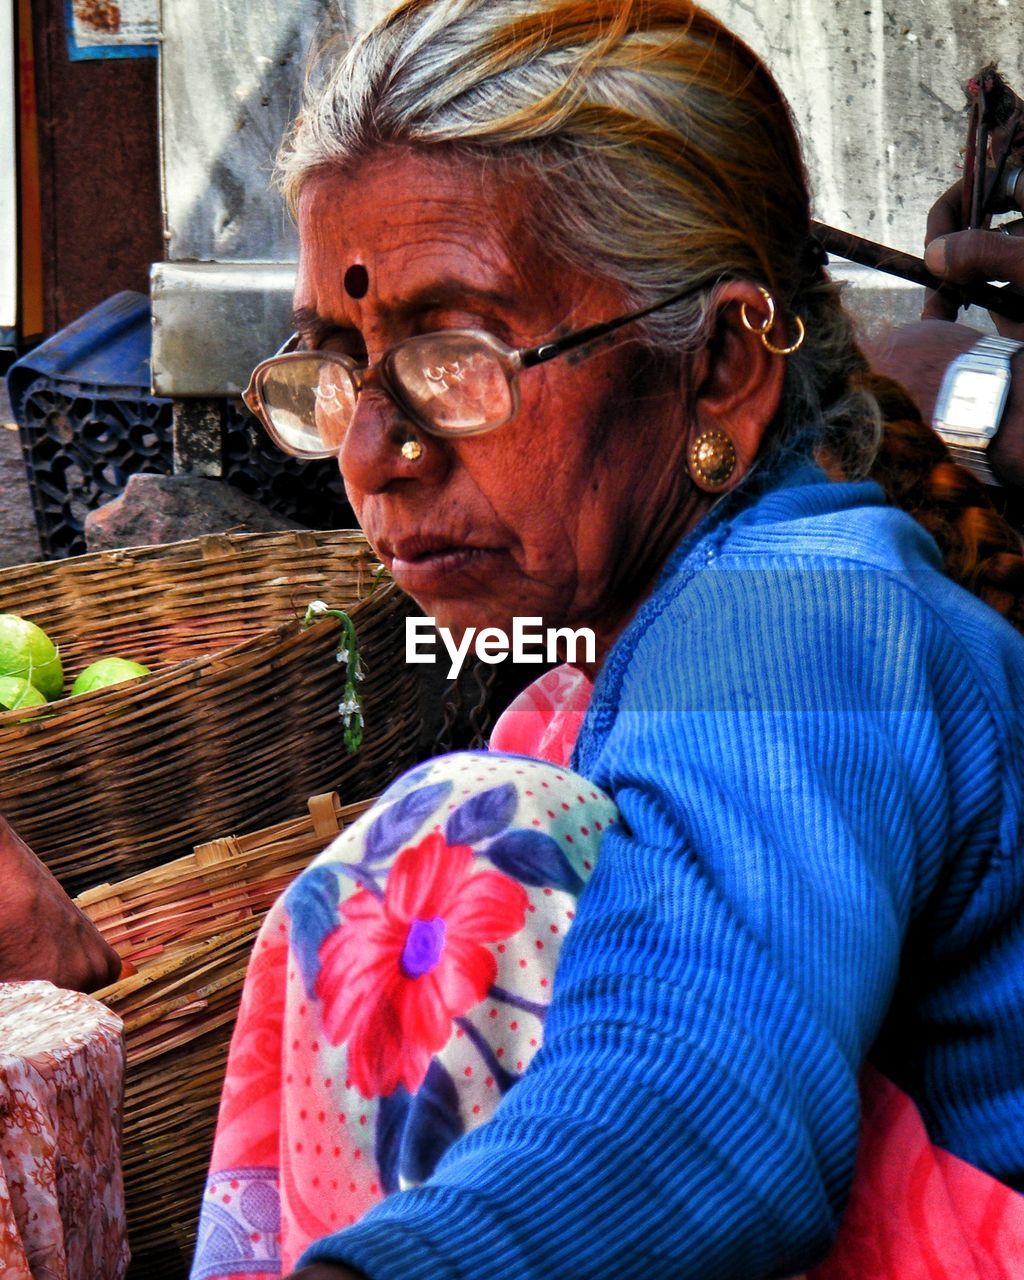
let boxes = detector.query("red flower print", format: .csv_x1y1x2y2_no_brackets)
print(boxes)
315,832,528,1098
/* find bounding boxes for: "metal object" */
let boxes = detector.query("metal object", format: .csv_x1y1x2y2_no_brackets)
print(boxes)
813,221,1024,324
999,167,1024,212
154,0,321,398
932,334,1024,487
151,262,296,397
688,430,737,489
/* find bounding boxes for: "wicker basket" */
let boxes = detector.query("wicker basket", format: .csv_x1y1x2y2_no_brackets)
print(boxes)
0,530,420,894
78,790,376,1280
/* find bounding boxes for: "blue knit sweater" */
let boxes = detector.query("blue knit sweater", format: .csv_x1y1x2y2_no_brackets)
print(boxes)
301,467,1024,1278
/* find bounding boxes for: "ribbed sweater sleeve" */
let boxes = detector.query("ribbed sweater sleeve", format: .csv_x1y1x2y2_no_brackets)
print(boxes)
299,484,1023,1279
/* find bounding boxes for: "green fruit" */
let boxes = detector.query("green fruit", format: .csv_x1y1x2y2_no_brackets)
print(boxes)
0,676,47,711
0,614,64,701
71,657,151,696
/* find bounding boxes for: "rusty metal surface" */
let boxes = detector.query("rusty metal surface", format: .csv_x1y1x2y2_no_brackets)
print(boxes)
32,0,162,334
0,0,14,332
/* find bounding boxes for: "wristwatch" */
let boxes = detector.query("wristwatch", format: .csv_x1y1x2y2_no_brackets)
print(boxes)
932,334,1024,486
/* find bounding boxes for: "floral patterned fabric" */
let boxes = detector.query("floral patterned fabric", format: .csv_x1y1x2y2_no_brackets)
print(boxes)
0,980,128,1280
193,669,1024,1280
191,752,616,1278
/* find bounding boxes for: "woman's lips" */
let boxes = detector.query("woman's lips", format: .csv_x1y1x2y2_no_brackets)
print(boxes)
386,544,501,596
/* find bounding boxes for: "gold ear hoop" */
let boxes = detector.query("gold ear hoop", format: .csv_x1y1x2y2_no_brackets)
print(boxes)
739,286,776,336
761,315,805,357
739,287,806,357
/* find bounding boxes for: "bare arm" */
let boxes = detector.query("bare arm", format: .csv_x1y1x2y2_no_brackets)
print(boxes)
0,813,122,992
865,178,1024,490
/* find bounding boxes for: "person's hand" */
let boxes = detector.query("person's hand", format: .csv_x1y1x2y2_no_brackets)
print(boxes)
921,177,1024,339
0,814,122,992
865,177,1024,491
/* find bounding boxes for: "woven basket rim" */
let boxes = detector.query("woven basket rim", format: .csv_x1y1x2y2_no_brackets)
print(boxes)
0,579,400,726
0,527,378,577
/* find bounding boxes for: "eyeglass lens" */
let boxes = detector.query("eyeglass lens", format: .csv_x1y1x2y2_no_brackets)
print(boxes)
387,333,514,433
260,333,516,455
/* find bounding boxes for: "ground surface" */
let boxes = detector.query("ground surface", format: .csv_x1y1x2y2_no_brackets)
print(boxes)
0,382,42,570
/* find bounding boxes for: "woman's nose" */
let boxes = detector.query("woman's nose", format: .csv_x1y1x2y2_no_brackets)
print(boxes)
337,385,448,494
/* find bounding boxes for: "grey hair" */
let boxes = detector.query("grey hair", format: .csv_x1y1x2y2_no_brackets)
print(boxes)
279,0,880,477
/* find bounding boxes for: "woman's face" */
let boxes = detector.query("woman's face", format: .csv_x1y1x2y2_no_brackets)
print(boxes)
295,148,702,650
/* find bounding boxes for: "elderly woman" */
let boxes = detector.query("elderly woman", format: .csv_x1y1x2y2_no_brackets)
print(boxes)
191,3,1024,1278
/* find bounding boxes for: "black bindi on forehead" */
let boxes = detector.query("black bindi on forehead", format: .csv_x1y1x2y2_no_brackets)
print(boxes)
344,264,369,299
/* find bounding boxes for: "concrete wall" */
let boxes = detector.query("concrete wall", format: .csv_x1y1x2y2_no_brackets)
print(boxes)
342,0,1023,257
703,0,1021,255
342,0,1021,329
698,1,1023,329
154,1,1022,392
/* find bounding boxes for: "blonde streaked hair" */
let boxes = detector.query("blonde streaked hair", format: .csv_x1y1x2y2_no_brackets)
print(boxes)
279,0,879,474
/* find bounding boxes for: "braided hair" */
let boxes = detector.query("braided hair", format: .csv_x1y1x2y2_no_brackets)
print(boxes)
853,371,1024,634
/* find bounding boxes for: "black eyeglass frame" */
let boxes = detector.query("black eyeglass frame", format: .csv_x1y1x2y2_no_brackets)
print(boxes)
242,282,705,460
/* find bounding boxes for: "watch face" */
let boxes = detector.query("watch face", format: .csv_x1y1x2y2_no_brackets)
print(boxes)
941,368,1009,432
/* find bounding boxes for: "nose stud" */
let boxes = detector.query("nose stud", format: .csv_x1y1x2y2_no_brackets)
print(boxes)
401,439,424,462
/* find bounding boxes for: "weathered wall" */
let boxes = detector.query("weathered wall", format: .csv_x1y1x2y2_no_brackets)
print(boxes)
160,0,323,264
703,0,1022,255
164,0,1023,263
153,1,1022,392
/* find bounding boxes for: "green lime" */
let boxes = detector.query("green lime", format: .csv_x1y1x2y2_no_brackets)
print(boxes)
0,614,64,701
0,676,47,711
71,657,151,695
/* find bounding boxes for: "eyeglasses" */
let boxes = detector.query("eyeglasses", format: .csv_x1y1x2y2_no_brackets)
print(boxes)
242,284,703,459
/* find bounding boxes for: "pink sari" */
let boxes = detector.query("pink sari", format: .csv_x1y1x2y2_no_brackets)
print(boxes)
191,666,1024,1279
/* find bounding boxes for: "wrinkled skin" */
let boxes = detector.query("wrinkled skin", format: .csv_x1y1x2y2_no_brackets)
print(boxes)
0,813,121,992
295,147,781,666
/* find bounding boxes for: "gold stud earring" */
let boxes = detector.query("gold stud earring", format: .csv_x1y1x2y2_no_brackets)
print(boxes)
401,439,424,462
688,430,737,489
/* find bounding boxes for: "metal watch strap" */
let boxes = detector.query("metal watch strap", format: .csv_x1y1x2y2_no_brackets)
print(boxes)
943,441,1002,487
967,333,1024,366
934,334,1024,486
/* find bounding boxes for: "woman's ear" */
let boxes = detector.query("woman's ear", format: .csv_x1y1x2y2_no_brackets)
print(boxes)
681,281,791,492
